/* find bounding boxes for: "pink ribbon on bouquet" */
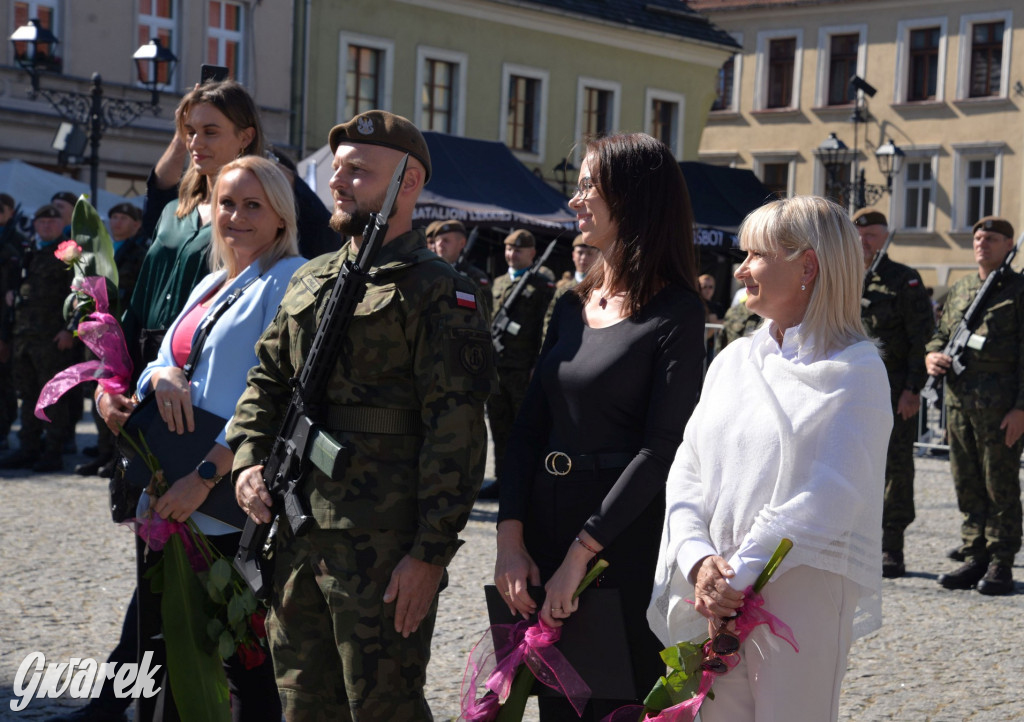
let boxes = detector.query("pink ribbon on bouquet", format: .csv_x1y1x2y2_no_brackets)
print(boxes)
35,276,133,421
602,589,799,722
461,618,591,720
123,515,210,572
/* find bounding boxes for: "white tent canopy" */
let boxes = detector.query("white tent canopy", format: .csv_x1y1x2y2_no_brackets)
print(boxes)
0,159,144,220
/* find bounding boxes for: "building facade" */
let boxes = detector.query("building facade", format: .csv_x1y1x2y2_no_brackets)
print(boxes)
296,0,738,185
691,0,1023,289
1,0,295,198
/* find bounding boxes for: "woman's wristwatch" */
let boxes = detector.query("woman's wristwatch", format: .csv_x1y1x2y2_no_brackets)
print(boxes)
196,460,224,488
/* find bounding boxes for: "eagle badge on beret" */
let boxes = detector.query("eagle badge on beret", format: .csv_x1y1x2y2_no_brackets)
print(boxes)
357,117,374,135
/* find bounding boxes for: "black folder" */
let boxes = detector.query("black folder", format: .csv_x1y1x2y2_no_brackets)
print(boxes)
121,399,246,530
483,584,636,700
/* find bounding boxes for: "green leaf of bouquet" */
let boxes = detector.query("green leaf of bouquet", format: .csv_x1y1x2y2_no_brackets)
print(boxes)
206,577,227,605
206,618,224,642
210,558,233,592
643,676,676,711
227,591,246,626
71,196,118,288
753,538,793,594
161,534,230,722
218,630,235,660
240,587,258,615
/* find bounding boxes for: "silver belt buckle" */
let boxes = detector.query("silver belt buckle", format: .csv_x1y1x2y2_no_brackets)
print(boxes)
544,451,572,476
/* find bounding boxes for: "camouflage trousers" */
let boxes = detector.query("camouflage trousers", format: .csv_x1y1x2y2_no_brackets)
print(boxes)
12,335,74,453
268,527,438,722
946,406,1024,566
486,365,532,481
882,391,918,552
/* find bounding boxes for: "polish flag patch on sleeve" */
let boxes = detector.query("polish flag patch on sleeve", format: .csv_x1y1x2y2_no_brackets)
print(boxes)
456,290,477,310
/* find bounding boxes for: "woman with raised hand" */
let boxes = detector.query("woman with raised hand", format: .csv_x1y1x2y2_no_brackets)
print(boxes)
494,133,706,720
649,196,892,722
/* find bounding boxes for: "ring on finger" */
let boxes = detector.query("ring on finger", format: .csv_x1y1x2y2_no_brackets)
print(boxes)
162,400,172,407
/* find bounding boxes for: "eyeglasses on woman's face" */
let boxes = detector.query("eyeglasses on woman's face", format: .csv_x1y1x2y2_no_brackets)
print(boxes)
570,178,598,200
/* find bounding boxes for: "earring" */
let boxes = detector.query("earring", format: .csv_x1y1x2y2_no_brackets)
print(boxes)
801,284,806,291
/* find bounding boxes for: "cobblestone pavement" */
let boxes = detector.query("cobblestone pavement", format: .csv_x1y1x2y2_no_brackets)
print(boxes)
1,419,1021,720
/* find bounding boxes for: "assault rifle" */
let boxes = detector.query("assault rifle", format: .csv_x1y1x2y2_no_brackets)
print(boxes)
921,232,1023,406
453,226,479,275
866,229,896,277
490,238,557,354
234,154,409,599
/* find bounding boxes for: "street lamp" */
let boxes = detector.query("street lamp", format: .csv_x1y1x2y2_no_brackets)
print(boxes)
552,157,577,197
817,76,904,211
9,20,177,204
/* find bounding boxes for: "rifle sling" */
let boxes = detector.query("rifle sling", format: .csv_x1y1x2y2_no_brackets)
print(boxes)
323,405,422,436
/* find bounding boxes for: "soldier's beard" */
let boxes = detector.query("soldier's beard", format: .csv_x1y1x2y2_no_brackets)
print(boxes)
329,190,394,237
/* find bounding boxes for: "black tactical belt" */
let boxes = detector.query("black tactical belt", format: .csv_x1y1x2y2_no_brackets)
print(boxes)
324,405,422,435
543,451,636,476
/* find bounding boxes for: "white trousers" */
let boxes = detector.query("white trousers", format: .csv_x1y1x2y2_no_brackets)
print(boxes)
698,565,860,722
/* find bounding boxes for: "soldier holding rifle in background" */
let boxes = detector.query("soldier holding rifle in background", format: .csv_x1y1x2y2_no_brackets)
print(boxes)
228,111,496,720
854,208,934,578
926,216,1024,596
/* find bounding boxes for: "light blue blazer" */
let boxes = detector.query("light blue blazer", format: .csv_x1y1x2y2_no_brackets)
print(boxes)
137,255,304,534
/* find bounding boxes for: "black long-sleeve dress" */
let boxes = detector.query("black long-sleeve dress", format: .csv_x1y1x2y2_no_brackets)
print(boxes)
498,283,705,719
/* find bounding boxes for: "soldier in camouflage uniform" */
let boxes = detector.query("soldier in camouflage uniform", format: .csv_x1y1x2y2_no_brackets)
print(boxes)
228,111,496,721
543,234,598,340
927,216,1023,596
854,209,934,578
0,193,27,450
0,205,76,472
713,294,762,355
482,229,554,499
431,219,493,321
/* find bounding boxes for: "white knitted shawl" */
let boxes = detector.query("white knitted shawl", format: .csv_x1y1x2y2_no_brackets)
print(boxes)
648,325,892,645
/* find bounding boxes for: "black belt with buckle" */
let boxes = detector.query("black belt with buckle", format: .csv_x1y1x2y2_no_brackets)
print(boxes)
543,451,637,476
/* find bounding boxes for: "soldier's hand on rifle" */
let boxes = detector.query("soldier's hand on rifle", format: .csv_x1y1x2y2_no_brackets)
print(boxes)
925,351,952,377
1000,409,1024,447
382,554,444,638
151,366,195,434
236,464,274,523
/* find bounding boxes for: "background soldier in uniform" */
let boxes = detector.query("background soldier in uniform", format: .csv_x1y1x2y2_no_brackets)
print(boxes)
854,208,934,578
432,219,493,320
482,228,554,499
713,293,762,355
927,216,1024,596
543,234,598,339
0,204,76,472
0,193,27,451
229,110,496,720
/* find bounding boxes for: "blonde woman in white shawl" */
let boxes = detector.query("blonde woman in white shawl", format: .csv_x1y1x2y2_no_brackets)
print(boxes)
648,196,893,721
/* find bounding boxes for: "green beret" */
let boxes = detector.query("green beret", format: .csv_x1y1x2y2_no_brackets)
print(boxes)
51,191,78,206
435,220,466,237
851,208,887,227
34,204,62,220
972,216,1014,239
328,110,431,182
109,202,142,222
504,229,535,248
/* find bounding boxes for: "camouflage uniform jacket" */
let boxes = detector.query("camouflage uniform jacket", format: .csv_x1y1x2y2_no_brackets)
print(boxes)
713,301,762,355
14,237,74,339
925,269,1024,411
0,224,26,342
862,254,934,394
459,262,493,322
543,279,577,343
227,229,497,567
491,270,554,369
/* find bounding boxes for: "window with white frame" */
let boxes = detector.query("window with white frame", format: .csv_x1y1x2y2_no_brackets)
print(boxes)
754,30,803,110
711,34,742,113
138,0,177,86
952,144,1003,230
956,12,1012,99
754,153,797,198
12,0,60,70
899,154,937,230
207,1,244,81
644,89,685,157
415,47,466,135
815,25,866,106
575,78,620,147
894,18,947,103
501,64,548,158
338,34,394,121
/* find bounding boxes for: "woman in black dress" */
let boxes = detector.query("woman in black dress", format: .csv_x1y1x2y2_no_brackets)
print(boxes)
494,132,706,719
